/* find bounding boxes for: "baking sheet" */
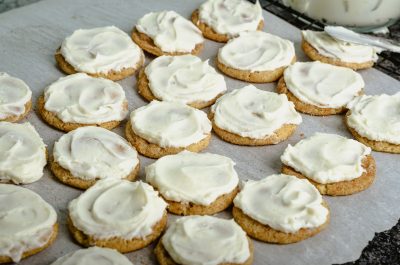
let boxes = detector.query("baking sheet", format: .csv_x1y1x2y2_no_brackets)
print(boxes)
0,0,399,264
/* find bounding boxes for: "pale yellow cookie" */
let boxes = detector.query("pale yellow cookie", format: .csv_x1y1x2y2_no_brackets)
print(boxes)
1,100,32,122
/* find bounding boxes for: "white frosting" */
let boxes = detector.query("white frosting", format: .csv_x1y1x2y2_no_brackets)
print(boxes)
146,151,238,205
218,31,295,72
44,73,127,124
136,11,204,53
347,93,400,144
281,133,372,184
302,30,379,63
54,126,139,181
234,174,328,233
0,184,57,262
284,61,364,108
0,122,46,184
69,179,167,239
145,55,226,104
162,216,250,265
0,73,32,119
51,247,133,265
61,26,143,74
198,0,263,37
130,101,211,148
211,85,302,139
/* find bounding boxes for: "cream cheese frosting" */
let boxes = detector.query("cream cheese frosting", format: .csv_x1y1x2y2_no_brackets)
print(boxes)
69,179,167,239
346,93,400,144
44,73,128,124
51,247,133,265
136,10,204,53
284,61,364,108
218,31,295,72
234,174,328,233
0,73,32,119
198,0,263,37
145,55,226,104
281,133,372,184
130,101,211,148
60,26,143,74
302,30,380,63
0,122,46,184
146,151,238,205
53,126,139,181
162,215,250,265
211,85,302,139
0,184,57,262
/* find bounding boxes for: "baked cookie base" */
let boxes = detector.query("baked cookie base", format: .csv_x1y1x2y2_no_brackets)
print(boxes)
345,112,400,153
125,120,211,158
282,155,376,196
191,9,264,43
55,48,144,81
0,223,58,264
0,100,32,122
50,157,140,190
232,204,329,244
301,40,374,70
37,95,126,132
131,29,203,57
216,56,296,83
68,212,167,253
154,236,254,265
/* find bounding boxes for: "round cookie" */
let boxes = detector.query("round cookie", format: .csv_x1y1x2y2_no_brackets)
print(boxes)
137,55,226,109
68,179,168,252
146,151,239,215
191,0,264,42
0,184,58,263
233,174,329,244
126,101,211,158
51,126,140,190
301,30,378,70
0,73,32,122
155,216,254,265
281,133,376,196
209,85,302,146
56,26,144,80
132,11,204,56
216,31,296,83
38,73,128,132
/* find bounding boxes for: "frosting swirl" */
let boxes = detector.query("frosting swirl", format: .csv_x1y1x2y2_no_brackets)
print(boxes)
234,174,328,233
145,55,226,104
0,73,31,119
44,73,128,124
218,31,295,72
162,216,250,265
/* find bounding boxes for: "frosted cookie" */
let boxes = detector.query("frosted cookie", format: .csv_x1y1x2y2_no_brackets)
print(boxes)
345,93,400,153
51,126,140,190
233,174,329,244
0,73,32,122
126,101,211,158
281,133,376,196
68,179,168,252
277,61,364,116
0,184,58,263
301,30,380,70
216,31,295,83
137,54,226,109
146,151,239,215
191,0,264,42
209,85,302,146
0,122,46,184
56,26,144,80
155,215,253,265
50,247,133,265
132,11,204,56
38,73,128,132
